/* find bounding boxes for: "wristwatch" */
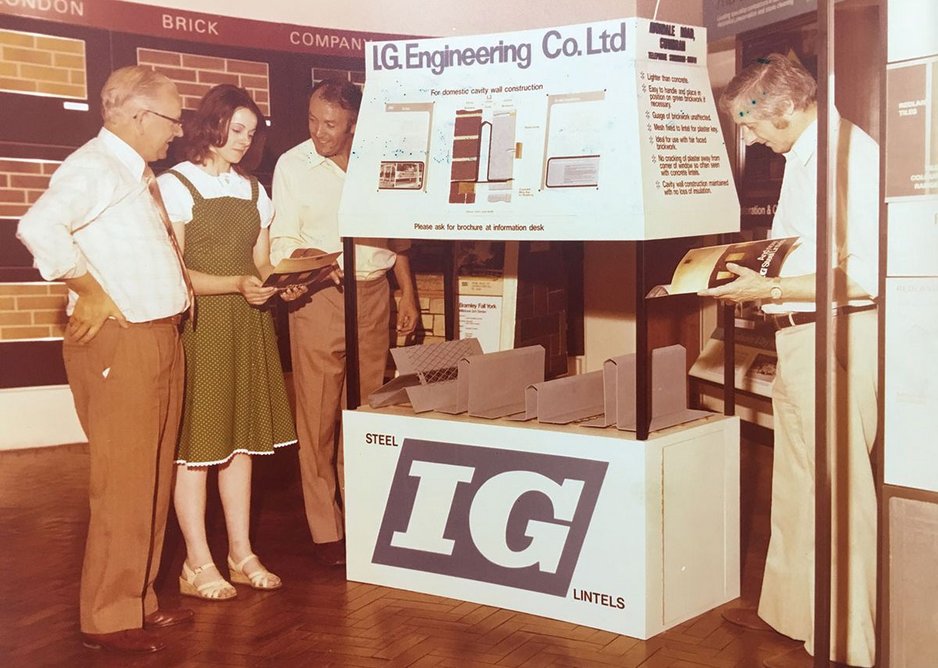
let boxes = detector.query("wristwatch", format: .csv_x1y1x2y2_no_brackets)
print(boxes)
769,277,783,301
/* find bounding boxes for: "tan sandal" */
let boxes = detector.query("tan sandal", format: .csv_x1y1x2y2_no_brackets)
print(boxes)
227,553,282,590
179,561,237,601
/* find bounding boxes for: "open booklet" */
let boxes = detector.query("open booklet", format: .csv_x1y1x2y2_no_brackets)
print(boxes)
262,249,341,289
646,237,798,298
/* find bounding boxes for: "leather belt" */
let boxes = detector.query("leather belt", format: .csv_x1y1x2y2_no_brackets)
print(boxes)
767,303,876,330
137,314,183,326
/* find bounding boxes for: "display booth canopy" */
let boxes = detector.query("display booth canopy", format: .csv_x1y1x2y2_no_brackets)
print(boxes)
339,17,740,241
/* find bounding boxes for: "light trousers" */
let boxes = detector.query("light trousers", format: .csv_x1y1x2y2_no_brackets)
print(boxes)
289,278,390,543
759,310,878,667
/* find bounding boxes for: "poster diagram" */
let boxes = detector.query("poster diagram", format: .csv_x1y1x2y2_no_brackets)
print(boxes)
450,106,518,204
340,18,739,241
542,91,605,188
379,102,433,191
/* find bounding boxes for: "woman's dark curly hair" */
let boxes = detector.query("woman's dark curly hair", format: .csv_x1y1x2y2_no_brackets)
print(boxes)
180,84,266,175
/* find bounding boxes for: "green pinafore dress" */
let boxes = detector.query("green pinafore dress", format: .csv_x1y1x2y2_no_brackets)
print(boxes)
169,170,296,466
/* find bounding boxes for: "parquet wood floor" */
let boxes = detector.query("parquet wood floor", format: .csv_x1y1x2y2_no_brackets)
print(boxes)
0,435,801,667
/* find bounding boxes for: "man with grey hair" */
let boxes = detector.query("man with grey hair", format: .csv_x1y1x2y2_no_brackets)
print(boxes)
703,54,878,668
18,65,194,654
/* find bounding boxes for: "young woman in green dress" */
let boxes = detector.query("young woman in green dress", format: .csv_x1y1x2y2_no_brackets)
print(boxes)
157,85,302,600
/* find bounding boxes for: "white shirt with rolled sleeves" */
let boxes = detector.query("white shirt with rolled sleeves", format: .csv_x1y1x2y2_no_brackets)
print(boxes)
269,139,409,281
763,111,879,314
16,128,189,322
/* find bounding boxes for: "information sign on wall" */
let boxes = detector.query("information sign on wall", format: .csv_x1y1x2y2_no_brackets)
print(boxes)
340,18,739,241
886,56,938,200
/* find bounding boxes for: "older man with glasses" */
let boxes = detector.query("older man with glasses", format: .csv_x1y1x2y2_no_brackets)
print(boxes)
17,65,194,654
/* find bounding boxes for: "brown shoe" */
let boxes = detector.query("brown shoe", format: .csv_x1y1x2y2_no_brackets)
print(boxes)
722,606,777,632
81,628,166,653
763,646,813,668
313,539,346,567
143,607,194,629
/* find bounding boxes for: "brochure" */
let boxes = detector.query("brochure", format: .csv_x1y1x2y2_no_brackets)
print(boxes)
646,237,798,298
263,249,341,289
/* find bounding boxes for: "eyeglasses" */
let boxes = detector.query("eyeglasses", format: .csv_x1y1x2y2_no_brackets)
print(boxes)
142,108,183,127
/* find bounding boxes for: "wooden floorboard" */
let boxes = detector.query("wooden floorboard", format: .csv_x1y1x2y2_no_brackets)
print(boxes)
0,436,794,667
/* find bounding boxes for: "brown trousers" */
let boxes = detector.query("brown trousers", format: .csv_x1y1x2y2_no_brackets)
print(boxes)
63,319,184,634
289,278,390,544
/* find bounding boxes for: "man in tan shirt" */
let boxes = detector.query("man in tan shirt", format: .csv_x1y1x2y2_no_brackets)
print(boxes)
271,78,419,566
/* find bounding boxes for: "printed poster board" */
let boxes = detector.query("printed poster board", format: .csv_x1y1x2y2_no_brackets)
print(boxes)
886,56,938,200
885,278,938,493
339,18,740,241
455,240,518,352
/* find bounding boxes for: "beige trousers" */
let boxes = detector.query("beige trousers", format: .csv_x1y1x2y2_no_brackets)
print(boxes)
759,309,878,667
289,278,390,544
63,319,184,634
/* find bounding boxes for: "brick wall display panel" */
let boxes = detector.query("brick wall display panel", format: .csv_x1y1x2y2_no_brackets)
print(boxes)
0,158,60,220
0,16,108,148
137,47,272,116
0,282,68,341
1,157,60,282
0,28,87,100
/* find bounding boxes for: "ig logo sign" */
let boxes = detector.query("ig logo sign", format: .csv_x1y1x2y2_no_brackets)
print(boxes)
371,439,607,596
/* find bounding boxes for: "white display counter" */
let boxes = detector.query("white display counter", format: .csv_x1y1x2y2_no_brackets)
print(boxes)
344,407,740,638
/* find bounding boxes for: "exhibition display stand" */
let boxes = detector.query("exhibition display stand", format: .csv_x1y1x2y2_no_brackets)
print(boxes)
338,17,742,637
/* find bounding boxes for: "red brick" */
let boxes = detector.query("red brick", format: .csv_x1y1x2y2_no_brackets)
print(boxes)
197,70,240,86
0,325,50,340
0,203,29,217
0,30,35,48
0,312,31,325
0,189,26,202
35,36,84,54
0,76,35,92
0,159,42,173
0,297,14,310
137,49,182,66
237,74,269,90
2,47,52,65
225,59,268,76
17,296,66,310
150,66,198,82
40,162,61,175
175,81,211,97
52,53,85,69
182,53,226,70
10,174,50,189
32,310,68,325
20,63,71,83
0,284,49,296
